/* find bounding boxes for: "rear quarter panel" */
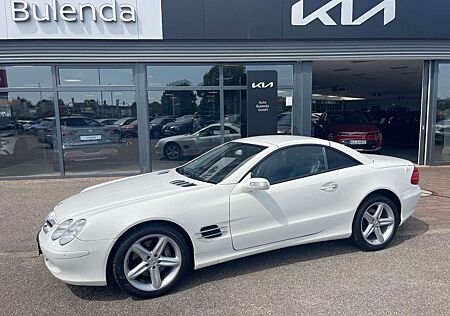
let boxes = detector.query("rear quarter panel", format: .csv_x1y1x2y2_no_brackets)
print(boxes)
331,163,417,236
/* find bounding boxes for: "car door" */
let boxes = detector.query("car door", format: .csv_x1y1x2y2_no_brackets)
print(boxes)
229,145,342,250
195,126,221,153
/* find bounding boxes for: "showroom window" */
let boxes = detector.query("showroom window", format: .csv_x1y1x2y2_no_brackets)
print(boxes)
432,63,450,163
56,67,139,176
146,64,294,171
0,65,56,177
223,64,294,141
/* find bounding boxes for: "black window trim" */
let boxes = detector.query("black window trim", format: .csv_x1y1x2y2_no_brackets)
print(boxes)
241,144,363,186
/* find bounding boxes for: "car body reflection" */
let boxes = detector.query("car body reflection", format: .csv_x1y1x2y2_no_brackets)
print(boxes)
51,116,123,170
155,123,240,160
0,122,42,163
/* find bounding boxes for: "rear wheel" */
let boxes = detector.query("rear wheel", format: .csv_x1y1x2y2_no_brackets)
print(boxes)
112,224,191,298
352,194,399,251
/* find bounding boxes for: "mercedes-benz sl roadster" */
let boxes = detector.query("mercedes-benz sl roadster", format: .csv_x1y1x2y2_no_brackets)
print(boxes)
37,136,421,298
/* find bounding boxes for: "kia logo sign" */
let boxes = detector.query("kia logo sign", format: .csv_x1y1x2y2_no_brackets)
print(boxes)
292,0,396,26
252,82,274,89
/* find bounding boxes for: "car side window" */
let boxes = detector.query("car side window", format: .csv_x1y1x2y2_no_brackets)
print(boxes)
84,119,102,127
199,126,220,137
325,148,360,170
251,145,327,184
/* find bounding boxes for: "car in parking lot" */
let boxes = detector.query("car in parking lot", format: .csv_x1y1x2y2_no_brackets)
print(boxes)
51,116,123,169
38,135,420,299
155,123,240,160
150,117,175,139
96,118,119,126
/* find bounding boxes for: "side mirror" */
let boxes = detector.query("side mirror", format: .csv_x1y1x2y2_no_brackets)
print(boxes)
242,177,270,192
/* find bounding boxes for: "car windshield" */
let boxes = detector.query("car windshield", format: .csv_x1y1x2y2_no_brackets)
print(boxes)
176,142,266,184
328,113,369,125
150,118,166,124
174,116,193,123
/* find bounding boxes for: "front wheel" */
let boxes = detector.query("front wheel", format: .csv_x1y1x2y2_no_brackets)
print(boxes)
351,194,399,251
112,224,192,299
164,143,182,161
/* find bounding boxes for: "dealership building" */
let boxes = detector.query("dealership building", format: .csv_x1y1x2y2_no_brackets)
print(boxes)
1,0,450,179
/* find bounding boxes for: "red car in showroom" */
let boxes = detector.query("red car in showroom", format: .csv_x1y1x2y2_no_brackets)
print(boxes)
314,111,383,152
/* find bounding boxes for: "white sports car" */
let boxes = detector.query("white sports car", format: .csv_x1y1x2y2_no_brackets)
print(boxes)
38,136,421,298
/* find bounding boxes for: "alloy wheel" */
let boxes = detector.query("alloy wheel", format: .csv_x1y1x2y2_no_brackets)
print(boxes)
124,234,182,292
165,144,181,160
360,202,396,246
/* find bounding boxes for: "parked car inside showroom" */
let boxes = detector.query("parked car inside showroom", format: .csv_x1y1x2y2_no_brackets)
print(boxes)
314,111,383,152
38,136,421,299
51,116,123,169
155,123,240,160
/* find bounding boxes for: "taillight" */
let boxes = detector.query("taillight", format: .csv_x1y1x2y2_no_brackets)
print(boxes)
410,166,420,185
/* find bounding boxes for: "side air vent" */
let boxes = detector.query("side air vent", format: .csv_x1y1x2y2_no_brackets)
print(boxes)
157,170,170,175
169,180,197,187
200,225,222,239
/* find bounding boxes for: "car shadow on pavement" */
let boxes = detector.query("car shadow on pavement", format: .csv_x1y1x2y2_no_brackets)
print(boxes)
67,216,428,301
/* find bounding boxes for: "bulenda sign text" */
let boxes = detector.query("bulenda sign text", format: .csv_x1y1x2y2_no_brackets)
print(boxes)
11,0,136,23
0,0,163,40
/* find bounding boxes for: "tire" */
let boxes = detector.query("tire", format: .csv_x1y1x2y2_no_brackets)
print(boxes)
351,194,399,251
112,224,192,299
164,143,183,161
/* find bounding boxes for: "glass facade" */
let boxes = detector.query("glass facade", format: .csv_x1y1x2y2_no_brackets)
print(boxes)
433,63,450,163
147,64,294,171
0,60,447,178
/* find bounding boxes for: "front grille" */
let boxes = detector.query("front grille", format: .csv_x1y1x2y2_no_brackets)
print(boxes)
169,180,197,187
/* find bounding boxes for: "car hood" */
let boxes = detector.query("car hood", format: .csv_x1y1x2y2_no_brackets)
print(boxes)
156,134,193,145
53,170,210,221
328,124,379,133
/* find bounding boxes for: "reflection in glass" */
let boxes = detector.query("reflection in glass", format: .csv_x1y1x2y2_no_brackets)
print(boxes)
224,90,293,138
0,66,52,88
434,63,450,162
56,91,139,175
0,92,56,177
147,65,219,87
149,90,220,171
59,68,133,86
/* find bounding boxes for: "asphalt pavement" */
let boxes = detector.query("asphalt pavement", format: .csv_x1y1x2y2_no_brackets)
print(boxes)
0,168,449,315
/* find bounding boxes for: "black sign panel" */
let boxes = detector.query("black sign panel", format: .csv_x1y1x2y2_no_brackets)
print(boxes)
247,71,278,137
161,0,450,40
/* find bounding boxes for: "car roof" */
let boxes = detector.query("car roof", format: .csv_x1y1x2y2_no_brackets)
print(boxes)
234,136,373,164
236,135,327,147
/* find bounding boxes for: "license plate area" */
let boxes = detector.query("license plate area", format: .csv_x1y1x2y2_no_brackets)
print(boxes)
80,135,102,141
349,140,367,145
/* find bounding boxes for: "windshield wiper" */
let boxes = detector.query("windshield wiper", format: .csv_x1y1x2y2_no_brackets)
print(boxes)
183,170,204,182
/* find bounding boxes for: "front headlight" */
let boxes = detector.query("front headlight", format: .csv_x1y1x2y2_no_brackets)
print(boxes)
59,220,86,246
51,219,73,240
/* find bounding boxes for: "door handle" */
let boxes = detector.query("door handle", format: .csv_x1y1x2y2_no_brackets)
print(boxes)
321,182,338,192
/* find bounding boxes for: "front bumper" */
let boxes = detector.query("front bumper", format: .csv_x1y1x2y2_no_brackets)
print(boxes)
37,230,112,286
